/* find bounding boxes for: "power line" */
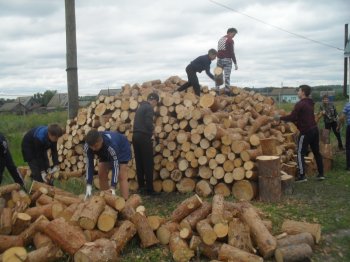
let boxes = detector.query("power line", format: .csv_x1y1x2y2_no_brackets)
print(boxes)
209,0,344,51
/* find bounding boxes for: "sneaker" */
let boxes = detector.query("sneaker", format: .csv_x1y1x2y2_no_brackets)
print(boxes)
295,175,307,182
317,175,325,180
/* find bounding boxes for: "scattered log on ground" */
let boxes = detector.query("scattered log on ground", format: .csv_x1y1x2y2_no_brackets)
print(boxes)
74,238,119,262
218,243,263,262
274,243,313,262
281,219,321,244
131,212,159,248
79,196,106,230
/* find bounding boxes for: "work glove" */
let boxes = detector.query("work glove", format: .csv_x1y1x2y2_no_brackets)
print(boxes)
41,171,48,183
85,184,92,200
273,114,281,121
234,64,238,70
109,188,116,196
48,165,59,174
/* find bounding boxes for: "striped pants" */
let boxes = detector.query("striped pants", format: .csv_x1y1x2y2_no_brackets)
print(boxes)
297,127,323,177
216,58,232,90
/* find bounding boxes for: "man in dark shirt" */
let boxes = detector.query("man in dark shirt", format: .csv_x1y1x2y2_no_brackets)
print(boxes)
216,28,238,93
0,133,24,187
132,92,159,195
275,85,324,181
177,49,217,96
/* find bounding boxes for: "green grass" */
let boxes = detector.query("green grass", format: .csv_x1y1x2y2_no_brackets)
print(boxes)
1,104,350,261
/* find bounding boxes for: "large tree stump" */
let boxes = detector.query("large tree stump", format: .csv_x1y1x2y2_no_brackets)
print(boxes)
257,156,281,203
131,212,159,248
79,196,106,230
74,238,119,262
111,220,137,254
218,243,263,262
274,243,313,262
170,194,202,222
237,201,277,258
281,219,321,244
36,218,86,255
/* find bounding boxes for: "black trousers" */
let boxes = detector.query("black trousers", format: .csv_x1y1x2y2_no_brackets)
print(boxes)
0,152,24,186
177,65,200,96
132,132,154,192
325,121,343,148
297,127,324,176
28,159,44,183
346,125,350,169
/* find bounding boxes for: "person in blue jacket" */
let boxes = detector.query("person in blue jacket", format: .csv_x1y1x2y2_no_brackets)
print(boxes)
84,129,131,200
0,133,24,187
21,124,63,184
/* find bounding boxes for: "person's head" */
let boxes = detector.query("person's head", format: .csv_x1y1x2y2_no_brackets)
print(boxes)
147,92,160,108
47,124,63,142
322,94,329,104
85,129,103,151
227,28,237,38
208,49,217,60
298,84,311,99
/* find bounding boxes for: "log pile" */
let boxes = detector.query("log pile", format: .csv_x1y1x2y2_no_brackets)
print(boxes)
54,76,304,200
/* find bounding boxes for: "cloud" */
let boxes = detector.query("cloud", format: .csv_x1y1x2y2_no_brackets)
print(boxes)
0,0,349,97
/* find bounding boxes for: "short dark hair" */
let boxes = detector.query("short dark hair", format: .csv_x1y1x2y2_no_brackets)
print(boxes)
147,92,159,102
227,28,238,34
322,94,329,99
48,124,63,138
208,49,217,56
85,129,102,146
299,85,311,97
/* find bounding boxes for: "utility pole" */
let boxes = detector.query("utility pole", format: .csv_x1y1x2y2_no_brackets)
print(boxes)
65,0,79,119
344,24,349,99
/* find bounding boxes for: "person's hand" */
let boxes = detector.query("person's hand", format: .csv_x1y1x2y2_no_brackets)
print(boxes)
85,184,92,200
48,166,59,175
41,171,48,183
234,64,238,70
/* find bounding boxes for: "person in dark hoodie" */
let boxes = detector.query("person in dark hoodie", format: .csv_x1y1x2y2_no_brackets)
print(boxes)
177,49,217,96
21,124,63,184
132,92,160,195
274,85,324,181
0,133,24,187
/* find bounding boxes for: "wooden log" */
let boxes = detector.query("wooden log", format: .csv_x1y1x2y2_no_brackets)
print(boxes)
237,201,277,258
277,232,314,249
70,202,86,226
196,219,217,245
131,212,159,248
170,194,202,222
211,194,225,224
218,243,263,262
147,215,165,231
213,222,229,238
12,212,32,235
111,220,137,254
156,221,179,245
0,235,24,252
74,238,118,262
0,208,12,235
36,218,86,255
54,194,81,206
57,202,79,222
274,243,313,262
281,219,321,244
281,173,294,195
25,204,54,221
33,232,52,249
1,246,27,262
214,183,231,197
0,183,21,196
259,138,278,155
228,218,254,253
169,232,195,262
232,180,257,201
257,156,281,203
195,180,212,197
26,243,63,262
20,215,48,246
176,178,196,193
97,205,118,232
83,228,118,242
79,196,106,230
181,201,212,230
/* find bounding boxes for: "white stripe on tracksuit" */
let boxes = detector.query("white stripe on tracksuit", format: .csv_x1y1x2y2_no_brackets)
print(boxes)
108,146,119,185
84,143,90,182
297,135,305,175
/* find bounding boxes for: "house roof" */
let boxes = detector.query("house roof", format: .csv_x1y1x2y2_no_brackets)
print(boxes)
98,89,121,97
47,93,69,108
0,102,27,112
269,87,298,96
15,96,33,107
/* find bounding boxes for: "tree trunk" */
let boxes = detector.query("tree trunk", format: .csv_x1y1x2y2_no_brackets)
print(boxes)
257,156,281,203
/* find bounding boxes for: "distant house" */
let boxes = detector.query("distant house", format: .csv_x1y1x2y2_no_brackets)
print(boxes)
270,87,299,103
0,102,28,115
15,96,40,110
98,89,121,97
47,93,69,109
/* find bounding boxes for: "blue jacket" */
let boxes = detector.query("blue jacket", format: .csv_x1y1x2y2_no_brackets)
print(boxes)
84,131,131,187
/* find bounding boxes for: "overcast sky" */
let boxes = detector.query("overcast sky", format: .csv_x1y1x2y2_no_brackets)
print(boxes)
0,0,349,98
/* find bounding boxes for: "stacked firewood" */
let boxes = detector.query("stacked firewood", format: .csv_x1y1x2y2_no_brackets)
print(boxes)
0,183,321,262
57,76,302,199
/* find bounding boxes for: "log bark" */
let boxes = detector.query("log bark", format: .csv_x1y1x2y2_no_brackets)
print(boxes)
12,212,32,235
169,232,195,262
111,220,137,254
0,208,12,234
182,201,212,229
74,238,118,262
275,243,313,262
218,243,263,262
131,212,159,248
277,232,314,249
0,183,21,196
211,194,225,224
281,219,321,244
196,219,217,245
0,235,24,252
97,205,118,232
84,228,118,242
33,232,53,249
79,196,106,230
101,192,125,211
170,194,202,222
228,218,255,253
26,243,63,262
36,218,86,255
156,222,179,245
